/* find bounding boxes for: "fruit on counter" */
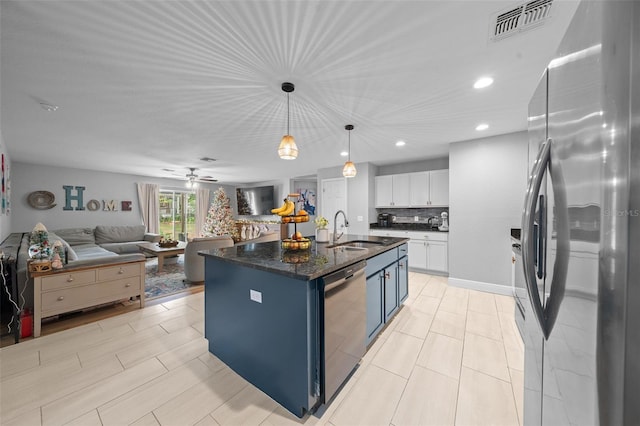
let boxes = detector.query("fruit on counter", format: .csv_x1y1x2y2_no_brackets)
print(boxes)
291,231,303,240
271,199,288,214
280,200,295,216
298,209,308,215
271,199,295,216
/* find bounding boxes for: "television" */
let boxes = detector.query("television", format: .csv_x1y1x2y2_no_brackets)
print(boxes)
236,186,275,216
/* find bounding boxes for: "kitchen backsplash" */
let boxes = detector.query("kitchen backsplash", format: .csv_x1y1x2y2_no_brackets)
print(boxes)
376,207,449,224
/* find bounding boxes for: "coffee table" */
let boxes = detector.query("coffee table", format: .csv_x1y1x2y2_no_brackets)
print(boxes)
137,241,187,272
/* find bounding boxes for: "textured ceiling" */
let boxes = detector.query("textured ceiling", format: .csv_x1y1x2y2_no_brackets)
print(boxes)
1,1,579,184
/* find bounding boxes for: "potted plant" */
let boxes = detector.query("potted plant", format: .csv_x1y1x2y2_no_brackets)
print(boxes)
314,216,330,243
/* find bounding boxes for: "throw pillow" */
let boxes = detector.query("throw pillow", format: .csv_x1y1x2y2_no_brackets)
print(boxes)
47,232,79,261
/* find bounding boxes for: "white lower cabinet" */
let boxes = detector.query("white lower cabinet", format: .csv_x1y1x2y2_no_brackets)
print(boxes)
425,240,448,273
408,240,427,269
371,229,448,274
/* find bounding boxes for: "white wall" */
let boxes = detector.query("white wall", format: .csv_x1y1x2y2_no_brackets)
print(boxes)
10,162,235,233
377,157,449,176
448,132,528,291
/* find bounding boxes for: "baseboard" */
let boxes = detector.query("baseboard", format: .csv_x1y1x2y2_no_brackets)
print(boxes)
409,267,448,277
448,277,513,296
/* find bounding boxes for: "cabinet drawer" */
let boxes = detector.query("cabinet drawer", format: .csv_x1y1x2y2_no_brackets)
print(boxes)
97,263,141,281
40,270,96,291
405,231,448,242
41,277,142,316
366,250,398,277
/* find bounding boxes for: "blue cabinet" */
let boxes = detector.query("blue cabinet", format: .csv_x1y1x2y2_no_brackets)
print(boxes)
366,244,409,345
398,256,408,303
366,272,384,342
384,265,398,321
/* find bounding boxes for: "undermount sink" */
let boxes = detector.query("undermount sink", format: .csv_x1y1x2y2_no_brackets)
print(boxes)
327,240,383,250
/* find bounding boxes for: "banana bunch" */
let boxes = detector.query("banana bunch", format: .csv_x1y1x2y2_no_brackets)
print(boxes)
271,199,295,216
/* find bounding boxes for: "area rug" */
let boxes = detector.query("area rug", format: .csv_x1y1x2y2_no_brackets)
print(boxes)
145,255,200,300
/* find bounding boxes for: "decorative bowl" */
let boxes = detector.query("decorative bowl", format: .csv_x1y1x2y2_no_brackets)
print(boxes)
158,241,179,248
281,238,311,251
282,214,310,224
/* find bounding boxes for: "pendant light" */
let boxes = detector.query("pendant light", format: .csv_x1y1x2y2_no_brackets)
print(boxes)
342,124,357,178
278,82,298,160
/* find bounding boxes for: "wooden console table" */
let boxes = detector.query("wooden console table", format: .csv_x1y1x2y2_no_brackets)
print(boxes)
31,259,145,337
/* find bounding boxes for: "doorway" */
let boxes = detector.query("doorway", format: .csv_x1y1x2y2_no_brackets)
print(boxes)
159,190,196,241
320,178,347,232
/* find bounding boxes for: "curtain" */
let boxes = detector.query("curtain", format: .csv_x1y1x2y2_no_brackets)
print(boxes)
195,187,211,238
136,182,159,234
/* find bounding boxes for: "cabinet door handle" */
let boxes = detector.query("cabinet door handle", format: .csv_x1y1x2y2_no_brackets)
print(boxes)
57,296,64,301
385,272,390,280
125,283,131,287
399,262,405,269
67,276,74,282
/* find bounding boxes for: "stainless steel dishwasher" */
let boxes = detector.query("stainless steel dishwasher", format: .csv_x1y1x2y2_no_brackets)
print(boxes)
321,260,366,404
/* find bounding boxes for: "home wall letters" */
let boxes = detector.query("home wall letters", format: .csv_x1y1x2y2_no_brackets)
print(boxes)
27,186,133,212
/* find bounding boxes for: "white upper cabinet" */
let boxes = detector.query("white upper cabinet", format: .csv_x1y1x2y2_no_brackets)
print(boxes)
409,172,430,206
375,174,410,207
375,175,393,207
392,174,410,206
376,170,449,207
428,169,449,206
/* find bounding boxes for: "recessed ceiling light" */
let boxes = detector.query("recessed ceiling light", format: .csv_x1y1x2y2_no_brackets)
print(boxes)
476,123,489,131
473,77,494,89
340,151,348,157
395,141,406,147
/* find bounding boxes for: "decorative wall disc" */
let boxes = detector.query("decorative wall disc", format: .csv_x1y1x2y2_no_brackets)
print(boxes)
27,191,57,209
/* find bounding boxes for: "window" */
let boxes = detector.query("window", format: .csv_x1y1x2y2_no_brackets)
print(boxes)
159,190,196,240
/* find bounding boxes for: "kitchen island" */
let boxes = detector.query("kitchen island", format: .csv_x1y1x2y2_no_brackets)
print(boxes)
200,234,408,418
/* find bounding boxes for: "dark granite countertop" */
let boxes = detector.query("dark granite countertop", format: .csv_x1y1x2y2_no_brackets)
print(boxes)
199,234,408,281
369,223,449,232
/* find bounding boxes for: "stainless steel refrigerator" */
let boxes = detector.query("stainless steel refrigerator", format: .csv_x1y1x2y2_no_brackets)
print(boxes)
522,1,639,425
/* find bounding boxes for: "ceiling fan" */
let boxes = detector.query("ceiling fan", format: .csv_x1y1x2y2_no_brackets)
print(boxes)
184,167,218,188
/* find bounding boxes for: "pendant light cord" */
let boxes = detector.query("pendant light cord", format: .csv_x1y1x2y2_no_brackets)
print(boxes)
348,128,351,161
287,93,290,135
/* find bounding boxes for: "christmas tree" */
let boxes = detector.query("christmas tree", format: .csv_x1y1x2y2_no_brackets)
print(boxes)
202,188,239,241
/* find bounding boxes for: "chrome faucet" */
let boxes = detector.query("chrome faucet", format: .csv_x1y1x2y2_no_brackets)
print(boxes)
333,210,349,243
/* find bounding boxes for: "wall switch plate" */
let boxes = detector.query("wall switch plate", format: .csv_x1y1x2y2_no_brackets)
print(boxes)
250,289,262,303
357,216,363,222
414,216,419,222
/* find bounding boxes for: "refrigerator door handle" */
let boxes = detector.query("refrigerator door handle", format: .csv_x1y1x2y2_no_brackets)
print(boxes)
542,144,570,338
522,138,570,339
522,138,551,337
536,194,546,280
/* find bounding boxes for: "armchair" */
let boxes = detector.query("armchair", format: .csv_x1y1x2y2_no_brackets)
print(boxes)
183,235,234,283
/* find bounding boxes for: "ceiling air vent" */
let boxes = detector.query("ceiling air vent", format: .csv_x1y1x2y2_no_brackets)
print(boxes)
491,0,553,41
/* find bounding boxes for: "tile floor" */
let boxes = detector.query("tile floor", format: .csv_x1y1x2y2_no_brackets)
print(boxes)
0,272,524,426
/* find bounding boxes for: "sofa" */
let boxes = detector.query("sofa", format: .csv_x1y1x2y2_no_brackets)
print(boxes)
4,225,161,319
